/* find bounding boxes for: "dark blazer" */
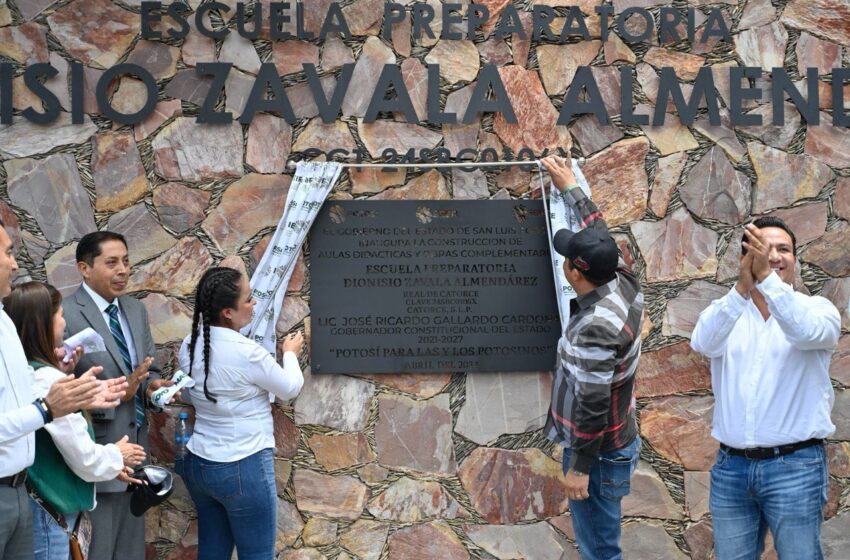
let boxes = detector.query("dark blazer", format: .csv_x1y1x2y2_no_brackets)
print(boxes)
64,284,161,493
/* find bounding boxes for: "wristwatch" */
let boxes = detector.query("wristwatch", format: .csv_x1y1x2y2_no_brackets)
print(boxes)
33,398,53,424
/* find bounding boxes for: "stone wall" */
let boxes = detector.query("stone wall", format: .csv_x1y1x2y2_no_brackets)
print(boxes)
1,0,850,558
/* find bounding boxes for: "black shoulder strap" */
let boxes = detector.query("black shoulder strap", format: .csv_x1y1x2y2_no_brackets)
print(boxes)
26,483,72,534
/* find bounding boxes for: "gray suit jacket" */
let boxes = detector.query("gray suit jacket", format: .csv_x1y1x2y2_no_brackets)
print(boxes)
64,285,161,493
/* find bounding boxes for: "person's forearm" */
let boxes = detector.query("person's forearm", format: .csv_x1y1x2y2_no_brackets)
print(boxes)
757,273,840,350
142,332,162,404
562,185,608,232
45,414,124,481
568,373,614,474
568,424,606,474
0,405,44,444
253,350,305,401
691,287,747,358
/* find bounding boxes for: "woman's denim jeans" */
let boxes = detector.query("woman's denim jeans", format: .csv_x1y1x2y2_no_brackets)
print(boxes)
29,497,78,560
176,448,277,560
562,437,641,560
710,443,828,559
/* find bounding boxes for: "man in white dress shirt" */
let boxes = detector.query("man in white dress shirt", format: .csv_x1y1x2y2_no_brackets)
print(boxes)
0,219,124,559
691,216,840,559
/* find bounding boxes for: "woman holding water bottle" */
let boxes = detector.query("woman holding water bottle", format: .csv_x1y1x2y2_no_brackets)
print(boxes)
176,267,304,560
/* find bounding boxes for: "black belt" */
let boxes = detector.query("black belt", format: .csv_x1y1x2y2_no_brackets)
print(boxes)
0,471,27,487
720,438,824,460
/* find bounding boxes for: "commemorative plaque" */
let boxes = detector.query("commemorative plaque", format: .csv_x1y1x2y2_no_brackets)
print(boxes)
310,200,562,374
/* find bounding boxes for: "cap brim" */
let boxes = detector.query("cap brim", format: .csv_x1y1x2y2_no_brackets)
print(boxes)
552,228,575,257
129,485,153,516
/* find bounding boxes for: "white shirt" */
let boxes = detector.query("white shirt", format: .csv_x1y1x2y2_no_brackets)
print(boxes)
691,272,840,448
82,282,138,369
30,365,124,486
178,326,304,462
0,304,43,476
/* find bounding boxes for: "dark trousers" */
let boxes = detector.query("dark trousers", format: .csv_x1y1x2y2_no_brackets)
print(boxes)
89,491,145,560
0,484,33,560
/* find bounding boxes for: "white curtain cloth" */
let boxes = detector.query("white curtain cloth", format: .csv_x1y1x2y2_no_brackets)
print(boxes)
243,161,342,356
541,160,593,330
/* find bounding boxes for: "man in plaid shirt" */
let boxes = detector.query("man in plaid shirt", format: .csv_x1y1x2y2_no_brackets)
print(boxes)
540,156,644,560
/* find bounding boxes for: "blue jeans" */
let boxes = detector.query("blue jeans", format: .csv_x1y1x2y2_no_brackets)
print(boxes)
176,448,277,560
562,437,641,560
29,497,78,560
710,443,828,560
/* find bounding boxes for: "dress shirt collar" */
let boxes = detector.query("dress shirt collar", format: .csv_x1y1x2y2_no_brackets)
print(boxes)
82,281,120,314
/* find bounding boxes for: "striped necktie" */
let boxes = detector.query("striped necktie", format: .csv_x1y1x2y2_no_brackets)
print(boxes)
105,303,145,427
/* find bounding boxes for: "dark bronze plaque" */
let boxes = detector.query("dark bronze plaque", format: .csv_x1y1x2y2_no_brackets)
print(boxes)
310,200,561,373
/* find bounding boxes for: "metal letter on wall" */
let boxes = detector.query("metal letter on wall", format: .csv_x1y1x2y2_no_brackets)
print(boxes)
310,200,561,373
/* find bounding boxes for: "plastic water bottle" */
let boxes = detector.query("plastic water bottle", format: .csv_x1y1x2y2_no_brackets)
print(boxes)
175,412,192,459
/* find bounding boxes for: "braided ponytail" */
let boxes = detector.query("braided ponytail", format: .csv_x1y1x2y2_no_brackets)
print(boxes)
189,267,244,403
202,310,214,402
187,300,202,378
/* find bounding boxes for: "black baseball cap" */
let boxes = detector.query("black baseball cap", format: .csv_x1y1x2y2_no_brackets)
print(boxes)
127,465,174,516
553,228,619,283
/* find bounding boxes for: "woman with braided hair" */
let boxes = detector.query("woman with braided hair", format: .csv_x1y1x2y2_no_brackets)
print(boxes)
176,266,304,560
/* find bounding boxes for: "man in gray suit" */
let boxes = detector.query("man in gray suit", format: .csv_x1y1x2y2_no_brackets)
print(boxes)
65,231,173,560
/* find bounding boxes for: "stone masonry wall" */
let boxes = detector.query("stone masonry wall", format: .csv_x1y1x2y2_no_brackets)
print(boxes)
1,0,850,558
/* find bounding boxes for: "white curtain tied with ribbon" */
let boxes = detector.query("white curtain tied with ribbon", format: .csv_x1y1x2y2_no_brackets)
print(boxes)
243,158,586,357
243,161,343,355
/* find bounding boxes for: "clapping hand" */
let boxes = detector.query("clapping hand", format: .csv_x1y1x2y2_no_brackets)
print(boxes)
44,372,101,419
742,224,772,283
114,435,146,468
123,357,154,402
735,251,755,298
91,376,129,409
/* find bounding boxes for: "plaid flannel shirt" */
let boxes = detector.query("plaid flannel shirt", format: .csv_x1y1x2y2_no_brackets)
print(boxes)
544,186,644,474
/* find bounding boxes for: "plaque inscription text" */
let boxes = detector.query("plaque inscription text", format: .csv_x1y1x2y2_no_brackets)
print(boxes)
310,201,561,373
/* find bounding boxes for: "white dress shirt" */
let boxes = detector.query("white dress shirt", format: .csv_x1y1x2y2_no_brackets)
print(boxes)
30,365,124,485
0,304,43,476
82,282,138,369
178,326,304,462
691,272,841,448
